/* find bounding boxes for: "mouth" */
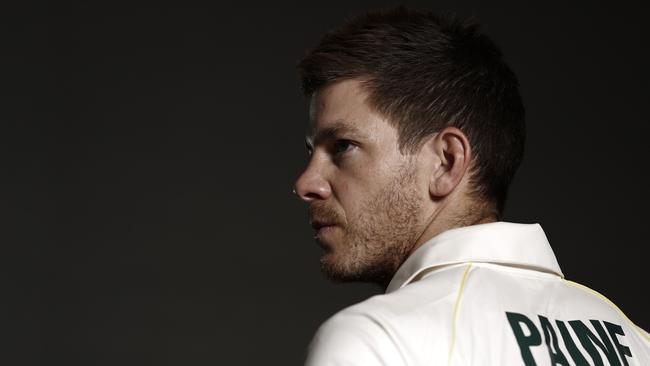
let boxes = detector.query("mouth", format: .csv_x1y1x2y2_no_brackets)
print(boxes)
310,221,339,239
311,220,333,230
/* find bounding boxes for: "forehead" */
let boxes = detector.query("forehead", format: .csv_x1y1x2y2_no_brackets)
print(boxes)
307,79,390,139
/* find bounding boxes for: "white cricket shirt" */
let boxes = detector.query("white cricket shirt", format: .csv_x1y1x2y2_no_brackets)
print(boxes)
305,221,650,365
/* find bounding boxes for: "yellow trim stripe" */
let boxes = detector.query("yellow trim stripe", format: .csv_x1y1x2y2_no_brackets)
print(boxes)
448,263,473,365
564,279,650,343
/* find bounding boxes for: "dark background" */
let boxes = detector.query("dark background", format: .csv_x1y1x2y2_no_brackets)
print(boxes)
3,1,649,364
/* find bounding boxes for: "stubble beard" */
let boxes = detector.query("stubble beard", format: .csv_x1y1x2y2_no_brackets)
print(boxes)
315,166,424,288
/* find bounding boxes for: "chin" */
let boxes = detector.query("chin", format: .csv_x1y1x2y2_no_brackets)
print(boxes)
319,252,353,282
319,245,399,287
320,254,375,284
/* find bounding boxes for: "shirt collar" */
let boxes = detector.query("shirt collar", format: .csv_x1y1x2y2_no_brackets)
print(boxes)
385,221,564,294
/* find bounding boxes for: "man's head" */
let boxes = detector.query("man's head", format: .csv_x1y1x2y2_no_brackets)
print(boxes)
294,7,525,287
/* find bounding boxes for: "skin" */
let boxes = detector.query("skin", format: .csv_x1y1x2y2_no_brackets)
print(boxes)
294,78,496,289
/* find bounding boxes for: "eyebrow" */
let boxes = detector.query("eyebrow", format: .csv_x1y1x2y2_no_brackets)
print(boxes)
305,120,366,149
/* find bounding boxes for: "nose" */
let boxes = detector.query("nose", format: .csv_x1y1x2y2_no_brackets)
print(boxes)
294,158,332,203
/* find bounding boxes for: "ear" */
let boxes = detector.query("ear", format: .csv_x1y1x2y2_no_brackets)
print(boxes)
424,127,472,198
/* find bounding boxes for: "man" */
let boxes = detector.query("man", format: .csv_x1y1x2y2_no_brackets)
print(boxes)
293,6,650,366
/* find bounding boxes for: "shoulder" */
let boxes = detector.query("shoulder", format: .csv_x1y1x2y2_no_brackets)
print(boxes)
305,265,470,366
304,303,406,366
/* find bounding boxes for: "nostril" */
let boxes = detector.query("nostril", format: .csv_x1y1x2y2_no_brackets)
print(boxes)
302,192,322,201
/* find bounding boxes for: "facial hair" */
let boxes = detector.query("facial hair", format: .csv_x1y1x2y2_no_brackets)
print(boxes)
309,164,424,288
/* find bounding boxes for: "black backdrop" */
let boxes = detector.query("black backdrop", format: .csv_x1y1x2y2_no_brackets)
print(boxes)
4,1,649,365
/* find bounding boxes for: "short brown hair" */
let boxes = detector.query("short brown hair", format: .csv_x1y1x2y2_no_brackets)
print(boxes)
297,6,526,217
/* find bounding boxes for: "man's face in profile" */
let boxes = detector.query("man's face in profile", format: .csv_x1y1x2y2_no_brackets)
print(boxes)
294,78,429,285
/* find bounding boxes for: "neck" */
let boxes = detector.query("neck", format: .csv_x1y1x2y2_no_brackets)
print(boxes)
409,199,498,256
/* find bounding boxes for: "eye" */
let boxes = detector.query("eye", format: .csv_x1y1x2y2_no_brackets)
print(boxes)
333,139,355,155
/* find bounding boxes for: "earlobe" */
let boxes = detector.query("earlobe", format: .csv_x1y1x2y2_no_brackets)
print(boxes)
427,127,471,198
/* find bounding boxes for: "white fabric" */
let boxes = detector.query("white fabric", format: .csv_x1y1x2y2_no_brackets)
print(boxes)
305,221,650,365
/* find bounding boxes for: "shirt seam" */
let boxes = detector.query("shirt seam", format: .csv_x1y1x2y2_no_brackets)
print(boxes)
447,262,473,365
563,279,650,343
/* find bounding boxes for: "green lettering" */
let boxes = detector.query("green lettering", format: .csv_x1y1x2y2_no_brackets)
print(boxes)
605,321,633,366
570,320,621,366
507,312,541,366
556,320,589,366
539,316,570,365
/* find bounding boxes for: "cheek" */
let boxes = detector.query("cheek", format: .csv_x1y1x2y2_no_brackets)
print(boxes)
330,158,393,219
330,178,351,206
331,179,366,219
336,188,378,230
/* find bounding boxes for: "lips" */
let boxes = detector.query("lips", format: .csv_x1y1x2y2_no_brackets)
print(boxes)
310,220,339,241
311,220,336,230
